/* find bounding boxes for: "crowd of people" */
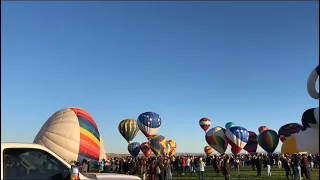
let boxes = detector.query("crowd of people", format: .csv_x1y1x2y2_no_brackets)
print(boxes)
73,153,319,180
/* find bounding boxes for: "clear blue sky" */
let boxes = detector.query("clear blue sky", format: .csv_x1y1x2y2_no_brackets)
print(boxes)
1,2,319,154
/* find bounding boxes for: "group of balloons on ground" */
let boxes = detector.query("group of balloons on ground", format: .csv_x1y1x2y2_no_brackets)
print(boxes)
201,65,319,156
118,112,177,158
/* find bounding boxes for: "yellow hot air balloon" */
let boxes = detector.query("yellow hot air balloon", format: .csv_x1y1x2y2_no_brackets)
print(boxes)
34,107,107,164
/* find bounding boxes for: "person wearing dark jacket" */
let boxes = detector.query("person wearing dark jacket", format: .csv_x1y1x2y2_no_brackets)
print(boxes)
255,156,262,177
222,155,231,180
301,155,311,180
281,157,291,179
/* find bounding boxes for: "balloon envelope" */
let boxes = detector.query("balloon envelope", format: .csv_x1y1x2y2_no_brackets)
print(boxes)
137,112,162,138
34,107,107,165
118,119,139,143
167,140,177,157
149,134,167,157
281,136,299,154
301,108,319,130
204,146,214,156
257,129,279,153
205,126,228,154
225,122,236,129
225,126,249,154
278,123,302,142
295,128,319,154
140,142,152,158
128,142,140,157
243,131,258,153
258,126,269,133
199,118,211,132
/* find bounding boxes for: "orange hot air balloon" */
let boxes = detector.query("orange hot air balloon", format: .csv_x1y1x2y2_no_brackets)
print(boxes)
204,146,214,156
140,142,152,158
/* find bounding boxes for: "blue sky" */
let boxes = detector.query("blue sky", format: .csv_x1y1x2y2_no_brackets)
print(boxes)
1,2,318,154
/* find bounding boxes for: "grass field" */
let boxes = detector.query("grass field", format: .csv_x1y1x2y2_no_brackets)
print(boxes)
171,167,319,180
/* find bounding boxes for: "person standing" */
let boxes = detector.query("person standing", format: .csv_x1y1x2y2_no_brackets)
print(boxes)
256,156,262,177
281,157,291,179
266,156,272,177
222,155,231,180
198,157,206,180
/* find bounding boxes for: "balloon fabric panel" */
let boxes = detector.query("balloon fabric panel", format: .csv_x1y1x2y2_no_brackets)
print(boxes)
137,112,161,138
278,123,302,142
118,119,139,143
128,142,140,157
258,130,279,154
243,131,258,153
226,126,249,154
205,127,228,154
73,108,101,163
149,135,167,157
140,142,152,158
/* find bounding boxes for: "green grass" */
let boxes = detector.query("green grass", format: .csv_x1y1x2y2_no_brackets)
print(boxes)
172,167,319,180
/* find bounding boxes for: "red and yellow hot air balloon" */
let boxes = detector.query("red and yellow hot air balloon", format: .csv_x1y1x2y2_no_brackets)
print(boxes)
167,140,177,157
140,142,152,158
258,126,269,133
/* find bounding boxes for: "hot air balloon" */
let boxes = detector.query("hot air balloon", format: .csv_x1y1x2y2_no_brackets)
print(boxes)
307,65,319,100
243,131,258,153
34,107,107,165
204,146,214,156
225,122,236,129
137,112,162,139
165,142,171,156
140,142,152,158
231,146,238,156
167,140,177,157
258,126,268,133
199,118,211,132
205,126,228,154
257,129,279,154
118,119,140,143
301,108,319,130
278,123,302,142
149,134,168,157
128,142,140,157
225,126,249,154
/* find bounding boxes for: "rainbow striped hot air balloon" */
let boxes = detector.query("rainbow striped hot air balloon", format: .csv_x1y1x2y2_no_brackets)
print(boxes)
34,108,106,165
205,126,228,154
257,129,279,154
118,119,140,143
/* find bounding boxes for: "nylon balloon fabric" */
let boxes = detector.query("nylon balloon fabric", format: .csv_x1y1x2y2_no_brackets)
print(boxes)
149,134,167,157
258,126,268,133
205,126,228,154
128,142,140,157
225,126,249,154
204,146,214,156
257,129,279,154
167,140,177,157
33,107,106,165
118,119,139,143
278,123,302,142
199,117,211,132
137,112,162,138
243,131,258,153
140,142,152,158
225,122,236,129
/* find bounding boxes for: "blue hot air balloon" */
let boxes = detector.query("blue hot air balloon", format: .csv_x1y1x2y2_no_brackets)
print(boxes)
225,122,236,129
128,142,141,157
137,112,162,139
225,126,249,155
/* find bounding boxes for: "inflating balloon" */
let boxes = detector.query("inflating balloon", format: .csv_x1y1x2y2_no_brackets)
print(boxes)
301,108,319,130
167,140,177,157
258,126,268,133
128,142,140,157
118,119,140,143
257,129,279,154
225,126,249,154
231,146,238,156
243,131,258,153
204,146,214,156
278,123,302,142
140,142,152,158
137,112,162,139
295,128,319,154
281,136,299,154
307,65,319,100
205,126,228,154
34,107,107,165
149,134,168,157
225,122,236,129
199,117,211,132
